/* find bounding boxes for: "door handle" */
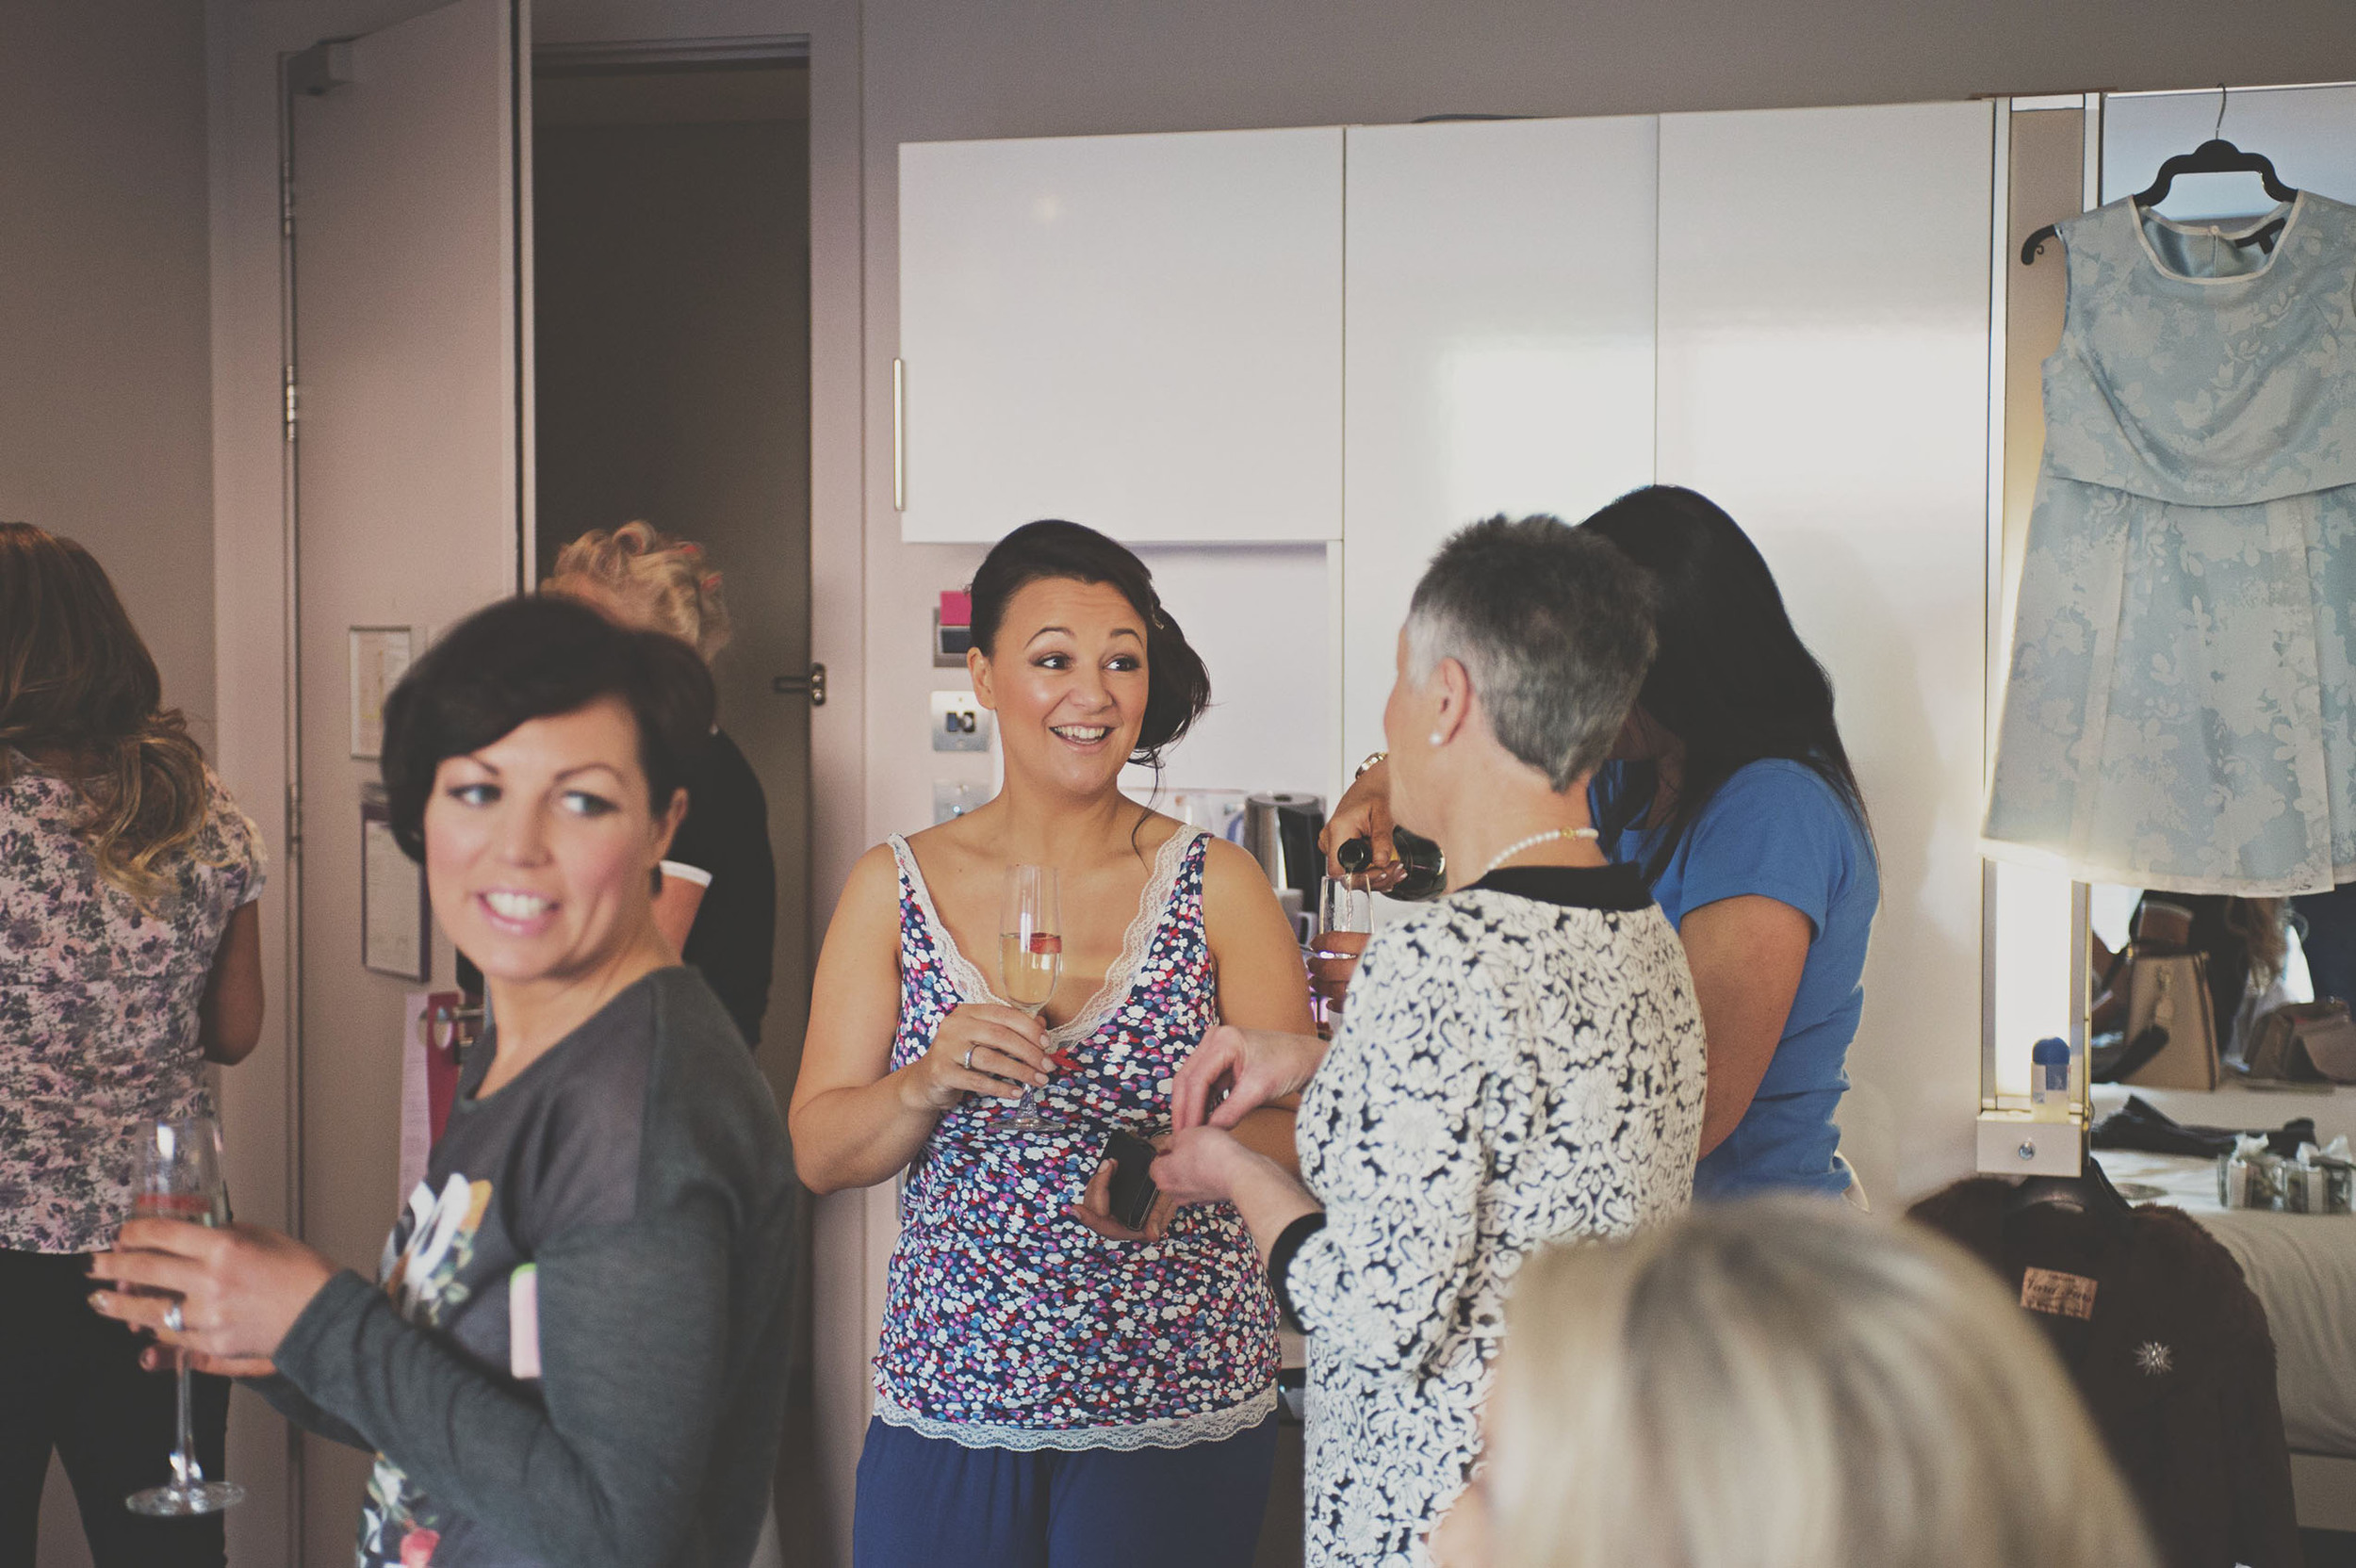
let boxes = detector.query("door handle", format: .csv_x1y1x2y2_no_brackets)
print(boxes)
772,663,827,707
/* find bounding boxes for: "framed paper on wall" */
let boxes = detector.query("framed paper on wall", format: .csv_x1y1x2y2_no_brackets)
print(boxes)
350,626,414,760
361,786,430,982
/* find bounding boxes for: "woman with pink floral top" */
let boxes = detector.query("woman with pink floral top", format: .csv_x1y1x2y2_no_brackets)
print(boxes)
0,523,266,1568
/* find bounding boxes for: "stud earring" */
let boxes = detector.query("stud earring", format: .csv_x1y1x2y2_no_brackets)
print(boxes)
1428,730,1445,746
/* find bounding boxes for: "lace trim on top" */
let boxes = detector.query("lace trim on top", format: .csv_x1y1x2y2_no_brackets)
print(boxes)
886,825,1202,1046
873,1386,1276,1453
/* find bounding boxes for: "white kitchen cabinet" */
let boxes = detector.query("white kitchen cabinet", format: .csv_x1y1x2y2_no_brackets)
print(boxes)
898,126,1342,544
1340,115,1660,773
1656,101,1996,1204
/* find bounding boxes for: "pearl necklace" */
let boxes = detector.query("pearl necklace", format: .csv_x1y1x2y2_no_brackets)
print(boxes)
1477,825,1602,882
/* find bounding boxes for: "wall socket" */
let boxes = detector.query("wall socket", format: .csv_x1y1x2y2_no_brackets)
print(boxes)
933,781,990,824
931,691,992,752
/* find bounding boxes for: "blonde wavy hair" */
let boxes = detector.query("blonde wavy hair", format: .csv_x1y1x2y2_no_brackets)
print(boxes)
1484,1200,2156,1568
548,521,731,664
0,522,220,901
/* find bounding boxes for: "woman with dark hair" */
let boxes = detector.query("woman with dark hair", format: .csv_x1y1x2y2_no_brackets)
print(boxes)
2,523,265,1568
1328,486,1878,1200
793,519,1314,1568
90,596,797,1568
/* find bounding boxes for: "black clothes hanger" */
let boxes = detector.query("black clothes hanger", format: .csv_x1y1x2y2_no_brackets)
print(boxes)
2021,87,2298,266
2004,1158,2137,1245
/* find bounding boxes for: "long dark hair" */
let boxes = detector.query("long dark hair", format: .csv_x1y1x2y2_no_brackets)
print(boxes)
1579,486,1870,885
968,520,1211,771
0,522,217,900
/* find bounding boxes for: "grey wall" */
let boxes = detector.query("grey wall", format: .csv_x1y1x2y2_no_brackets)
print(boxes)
860,0,2356,139
0,0,217,754
2,9,215,1566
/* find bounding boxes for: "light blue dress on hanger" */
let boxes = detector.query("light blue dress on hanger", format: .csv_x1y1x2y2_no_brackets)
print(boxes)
1985,191,2356,895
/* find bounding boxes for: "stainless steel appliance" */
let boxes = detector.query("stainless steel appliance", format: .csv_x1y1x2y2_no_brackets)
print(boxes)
1241,792,1326,931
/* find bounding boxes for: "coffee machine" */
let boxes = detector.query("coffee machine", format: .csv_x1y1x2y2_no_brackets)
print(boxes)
1240,792,1326,939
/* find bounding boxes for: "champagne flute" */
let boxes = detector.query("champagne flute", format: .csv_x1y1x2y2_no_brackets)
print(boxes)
998,864,1065,1132
1310,875,1373,1031
124,1115,244,1518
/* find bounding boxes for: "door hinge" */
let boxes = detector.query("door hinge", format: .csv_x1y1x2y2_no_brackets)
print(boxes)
283,369,299,444
772,663,826,707
286,780,303,858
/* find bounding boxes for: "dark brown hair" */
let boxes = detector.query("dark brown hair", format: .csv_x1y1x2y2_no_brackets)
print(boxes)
1579,486,1872,886
379,595,716,862
0,522,216,899
968,520,1210,769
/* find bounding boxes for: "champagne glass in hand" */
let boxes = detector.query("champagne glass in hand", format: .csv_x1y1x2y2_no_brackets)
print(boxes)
998,864,1066,1132
1310,875,1373,1029
124,1115,243,1517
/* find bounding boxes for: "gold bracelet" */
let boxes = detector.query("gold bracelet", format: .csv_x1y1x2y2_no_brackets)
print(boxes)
1353,750,1388,780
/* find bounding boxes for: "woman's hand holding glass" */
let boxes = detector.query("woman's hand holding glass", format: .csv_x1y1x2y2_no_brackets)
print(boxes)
903,1002,1055,1112
90,1217,337,1379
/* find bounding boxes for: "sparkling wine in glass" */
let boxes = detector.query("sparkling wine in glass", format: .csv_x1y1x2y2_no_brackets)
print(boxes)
124,1115,244,1518
998,864,1065,1132
1311,875,1373,1031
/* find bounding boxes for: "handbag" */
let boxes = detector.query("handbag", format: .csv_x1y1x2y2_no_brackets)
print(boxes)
2120,949,2219,1091
2243,999,2356,1084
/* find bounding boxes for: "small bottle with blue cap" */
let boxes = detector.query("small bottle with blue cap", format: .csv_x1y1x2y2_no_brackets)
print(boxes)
2028,1036,2072,1123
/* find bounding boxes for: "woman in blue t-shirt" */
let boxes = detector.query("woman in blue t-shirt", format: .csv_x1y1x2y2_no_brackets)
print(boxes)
1327,485,1877,1200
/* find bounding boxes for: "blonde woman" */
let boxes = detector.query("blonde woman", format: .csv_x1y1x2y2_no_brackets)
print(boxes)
548,521,775,1048
1,523,265,1568
1430,1200,2160,1568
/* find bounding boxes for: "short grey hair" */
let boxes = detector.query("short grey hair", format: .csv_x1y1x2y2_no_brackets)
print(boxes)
1403,515,1657,790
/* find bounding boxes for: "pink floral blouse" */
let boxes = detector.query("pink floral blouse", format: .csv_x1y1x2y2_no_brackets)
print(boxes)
0,758,265,1252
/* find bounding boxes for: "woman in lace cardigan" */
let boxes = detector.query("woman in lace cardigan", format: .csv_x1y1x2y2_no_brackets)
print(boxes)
791,521,1314,1568
1158,516,1709,1568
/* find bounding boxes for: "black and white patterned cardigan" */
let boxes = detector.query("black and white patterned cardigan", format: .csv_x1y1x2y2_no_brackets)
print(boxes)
1279,879,1708,1567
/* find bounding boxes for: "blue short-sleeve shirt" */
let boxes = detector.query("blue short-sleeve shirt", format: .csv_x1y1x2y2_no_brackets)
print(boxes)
1593,759,1878,1199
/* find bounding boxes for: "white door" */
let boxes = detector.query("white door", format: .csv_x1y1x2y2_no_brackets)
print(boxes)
1655,101,1996,1206
1340,115,1660,775
288,0,525,1557
897,126,1343,545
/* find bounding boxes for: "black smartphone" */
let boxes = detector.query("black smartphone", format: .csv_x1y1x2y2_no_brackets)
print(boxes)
1102,1130,1160,1232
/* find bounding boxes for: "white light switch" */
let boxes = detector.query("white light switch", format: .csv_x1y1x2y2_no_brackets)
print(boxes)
931,691,992,753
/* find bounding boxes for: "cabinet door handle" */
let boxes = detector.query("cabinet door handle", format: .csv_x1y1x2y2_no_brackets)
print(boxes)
772,663,827,707
892,357,907,513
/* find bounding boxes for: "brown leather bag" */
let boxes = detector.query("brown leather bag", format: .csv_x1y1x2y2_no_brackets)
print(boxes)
2122,950,2220,1090
2243,999,2356,1084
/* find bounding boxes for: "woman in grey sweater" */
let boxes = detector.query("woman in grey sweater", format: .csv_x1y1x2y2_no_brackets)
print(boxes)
90,596,797,1568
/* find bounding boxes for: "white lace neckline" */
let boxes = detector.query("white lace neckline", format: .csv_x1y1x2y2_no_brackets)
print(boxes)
891,825,1202,1045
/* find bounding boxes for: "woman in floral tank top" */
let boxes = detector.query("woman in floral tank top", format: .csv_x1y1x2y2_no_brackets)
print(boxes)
794,522,1314,1568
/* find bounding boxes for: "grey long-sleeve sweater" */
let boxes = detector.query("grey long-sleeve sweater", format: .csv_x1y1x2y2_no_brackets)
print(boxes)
253,967,795,1568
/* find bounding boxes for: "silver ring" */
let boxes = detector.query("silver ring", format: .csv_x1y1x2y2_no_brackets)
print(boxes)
962,1047,977,1071
164,1301,185,1334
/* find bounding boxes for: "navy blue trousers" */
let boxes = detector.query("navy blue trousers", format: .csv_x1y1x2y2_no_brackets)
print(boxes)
852,1413,1279,1568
